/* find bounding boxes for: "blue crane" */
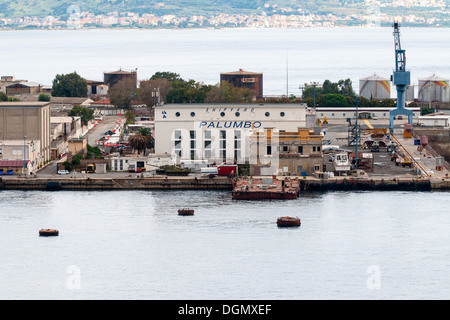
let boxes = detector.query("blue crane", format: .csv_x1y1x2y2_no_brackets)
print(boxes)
389,21,413,134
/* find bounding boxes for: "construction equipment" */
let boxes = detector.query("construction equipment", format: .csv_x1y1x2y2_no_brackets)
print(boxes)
323,117,328,124
389,22,414,134
86,164,95,173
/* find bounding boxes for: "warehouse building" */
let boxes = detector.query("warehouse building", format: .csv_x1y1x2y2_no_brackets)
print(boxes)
154,103,316,165
0,102,51,175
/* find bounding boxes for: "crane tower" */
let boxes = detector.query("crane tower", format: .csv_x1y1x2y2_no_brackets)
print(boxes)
389,21,413,133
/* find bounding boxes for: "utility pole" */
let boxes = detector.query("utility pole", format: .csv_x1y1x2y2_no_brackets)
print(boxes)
355,99,359,170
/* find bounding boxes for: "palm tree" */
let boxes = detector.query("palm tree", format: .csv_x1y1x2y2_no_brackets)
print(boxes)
127,134,149,155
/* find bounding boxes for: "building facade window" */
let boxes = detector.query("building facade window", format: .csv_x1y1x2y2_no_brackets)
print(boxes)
280,112,285,117
234,130,241,161
190,130,196,160
175,112,180,117
220,130,226,161
174,130,182,158
204,130,211,160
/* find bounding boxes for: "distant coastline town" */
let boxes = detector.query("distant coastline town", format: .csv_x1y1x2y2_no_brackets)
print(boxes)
0,0,449,29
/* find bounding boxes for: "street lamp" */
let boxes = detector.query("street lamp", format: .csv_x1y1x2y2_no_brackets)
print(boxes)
23,135,27,176
355,98,360,170
301,82,320,108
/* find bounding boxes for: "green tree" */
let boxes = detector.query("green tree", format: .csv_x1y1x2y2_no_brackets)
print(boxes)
205,81,255,103
38,93,51,101
68,105,94,126
166,79,210,103
302,86,324,100
322,80,339,95
51,72,88,97
150,71,182,82
139,127,154,150
0,92,8,101
108,78,135,110
337,78,356,98
322,93,348,107
128,133,150,155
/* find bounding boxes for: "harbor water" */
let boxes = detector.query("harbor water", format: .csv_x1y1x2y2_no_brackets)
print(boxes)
0,27,449,96
1,189,450,300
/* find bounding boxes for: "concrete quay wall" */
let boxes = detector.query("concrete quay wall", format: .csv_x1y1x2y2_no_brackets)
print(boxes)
1,176,449,191
0,176,233,191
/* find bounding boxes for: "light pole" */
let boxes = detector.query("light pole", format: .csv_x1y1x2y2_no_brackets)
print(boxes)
355,99,359,170
305,82,319,108
23,135,27,176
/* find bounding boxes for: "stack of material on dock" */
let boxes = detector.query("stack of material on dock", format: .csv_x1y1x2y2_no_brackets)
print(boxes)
232,176,300,200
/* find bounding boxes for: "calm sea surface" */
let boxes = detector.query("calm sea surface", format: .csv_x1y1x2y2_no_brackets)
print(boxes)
1,189,450,300
1,27,450,96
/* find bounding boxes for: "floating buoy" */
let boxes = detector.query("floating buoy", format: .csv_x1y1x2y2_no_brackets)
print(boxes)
39,229,59,236
178,209,194,216
277,216,301,227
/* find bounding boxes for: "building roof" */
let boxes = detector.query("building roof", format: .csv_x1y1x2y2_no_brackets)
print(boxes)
50,97,93,105
419,74,449,82
0,160,29,167
85,79,105,85
104,70,137,75
6,81,42,88
0,102,50,107
91,98,112,105
220,69,262,75
360,73,389,81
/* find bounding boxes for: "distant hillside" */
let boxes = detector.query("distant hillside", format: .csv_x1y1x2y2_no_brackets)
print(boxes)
0,0,395,18
0,0,448,26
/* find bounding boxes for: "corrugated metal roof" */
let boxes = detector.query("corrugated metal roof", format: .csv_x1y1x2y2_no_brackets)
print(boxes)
0,160,29,167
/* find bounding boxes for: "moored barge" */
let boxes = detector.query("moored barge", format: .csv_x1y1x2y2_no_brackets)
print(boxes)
232,177,300,200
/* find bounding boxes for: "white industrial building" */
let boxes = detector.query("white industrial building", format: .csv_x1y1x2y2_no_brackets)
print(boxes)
154,103,316,164
417,114,450,128
316,107,421,120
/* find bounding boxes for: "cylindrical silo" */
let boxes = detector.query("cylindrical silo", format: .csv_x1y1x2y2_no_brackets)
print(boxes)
418,74,449,102
405,85,415,102
359,73,391,100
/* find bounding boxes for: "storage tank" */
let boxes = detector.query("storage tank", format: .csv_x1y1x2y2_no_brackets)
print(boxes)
405,85,415,101
418,74,449,102
359,74,391,100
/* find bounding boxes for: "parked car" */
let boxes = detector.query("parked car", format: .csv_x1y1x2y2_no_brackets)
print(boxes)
105,130,113,135
57,170,70,175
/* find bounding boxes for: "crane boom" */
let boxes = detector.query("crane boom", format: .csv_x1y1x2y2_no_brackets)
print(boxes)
393,22,406,72
389,21,413,133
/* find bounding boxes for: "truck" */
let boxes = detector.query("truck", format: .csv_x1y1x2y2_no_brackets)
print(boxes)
217,164,237,177
201,167,219,178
